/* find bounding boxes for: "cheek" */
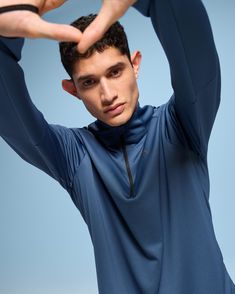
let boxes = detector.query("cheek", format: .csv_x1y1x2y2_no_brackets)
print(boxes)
80,94,101,117
119,73,137,95
84,100,98,113
125,76,138,99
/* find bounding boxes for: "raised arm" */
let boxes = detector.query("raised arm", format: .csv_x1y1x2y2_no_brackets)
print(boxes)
0,37,85,193
133,0,221,157
0,1,87,194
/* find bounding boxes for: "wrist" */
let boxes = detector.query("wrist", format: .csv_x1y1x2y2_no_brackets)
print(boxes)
0,4,39,15
0,1,37,5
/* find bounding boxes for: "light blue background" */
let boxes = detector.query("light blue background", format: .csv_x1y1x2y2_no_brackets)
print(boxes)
0,0,234,293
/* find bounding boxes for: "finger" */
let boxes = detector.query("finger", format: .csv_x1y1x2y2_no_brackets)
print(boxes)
33,17,82,42
77,8,114,53
77,0,136,53
0,9,82,42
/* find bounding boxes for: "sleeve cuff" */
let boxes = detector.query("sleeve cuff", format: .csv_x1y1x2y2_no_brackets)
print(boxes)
133,0,152,17
0,37,24,61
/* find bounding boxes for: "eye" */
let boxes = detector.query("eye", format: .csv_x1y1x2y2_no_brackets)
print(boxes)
82,79,96,88
109,68,122,78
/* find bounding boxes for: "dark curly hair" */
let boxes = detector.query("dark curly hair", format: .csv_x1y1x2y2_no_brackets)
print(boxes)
59,14,132,79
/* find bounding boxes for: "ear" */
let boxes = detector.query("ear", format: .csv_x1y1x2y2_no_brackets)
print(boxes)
62,79,80,99
131,51,142,79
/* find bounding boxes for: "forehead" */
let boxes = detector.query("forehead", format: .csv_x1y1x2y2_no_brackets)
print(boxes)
72,47,130,78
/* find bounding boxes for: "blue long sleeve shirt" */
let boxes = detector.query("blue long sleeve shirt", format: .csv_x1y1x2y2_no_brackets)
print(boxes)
1,0,235,293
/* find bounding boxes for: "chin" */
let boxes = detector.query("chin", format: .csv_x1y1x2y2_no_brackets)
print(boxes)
105,113,132,127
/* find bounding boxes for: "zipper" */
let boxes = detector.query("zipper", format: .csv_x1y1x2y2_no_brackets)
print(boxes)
120,135,135,197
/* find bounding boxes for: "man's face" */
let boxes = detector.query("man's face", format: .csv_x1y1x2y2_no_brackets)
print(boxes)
63,47,141,127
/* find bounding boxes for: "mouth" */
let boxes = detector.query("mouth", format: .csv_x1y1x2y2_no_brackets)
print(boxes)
104,103,126,116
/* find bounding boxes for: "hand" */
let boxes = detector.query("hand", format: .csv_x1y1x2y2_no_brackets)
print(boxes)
0,0,82,42
77,0,137,53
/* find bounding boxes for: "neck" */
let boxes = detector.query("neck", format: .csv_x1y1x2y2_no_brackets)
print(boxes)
88,104,154,148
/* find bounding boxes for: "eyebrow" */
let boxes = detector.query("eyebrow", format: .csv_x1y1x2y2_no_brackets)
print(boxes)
76,62,126,83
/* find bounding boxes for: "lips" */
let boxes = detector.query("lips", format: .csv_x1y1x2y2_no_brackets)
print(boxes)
104,103,126,117
104,103,125,113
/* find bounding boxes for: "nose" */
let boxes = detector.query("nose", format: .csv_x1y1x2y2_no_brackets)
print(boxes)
100,78,118,105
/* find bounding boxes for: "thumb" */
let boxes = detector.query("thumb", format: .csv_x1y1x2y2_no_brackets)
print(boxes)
77,8,114,53
77,0,136,53
32,17,82,42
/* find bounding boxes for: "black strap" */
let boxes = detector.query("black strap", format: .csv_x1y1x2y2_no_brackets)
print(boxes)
0,4,39,14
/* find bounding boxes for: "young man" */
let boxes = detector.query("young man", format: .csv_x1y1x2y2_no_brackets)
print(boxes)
0,0,234,293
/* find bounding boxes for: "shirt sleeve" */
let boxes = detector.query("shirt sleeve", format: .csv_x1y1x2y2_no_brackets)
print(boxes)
133,0,221,157
0,37,85,193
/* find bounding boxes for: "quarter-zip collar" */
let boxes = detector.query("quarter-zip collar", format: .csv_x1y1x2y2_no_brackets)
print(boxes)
88,103,154,149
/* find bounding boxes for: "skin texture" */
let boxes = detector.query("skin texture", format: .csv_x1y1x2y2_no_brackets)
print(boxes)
0,0,138,126
62,48,142,127
0,0,82,41
77,0,137,53
0,0,136,49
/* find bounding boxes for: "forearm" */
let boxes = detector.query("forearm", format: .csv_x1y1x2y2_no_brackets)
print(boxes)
134,0,219,93
133,0,221,156
0,38,62,186
0,37,84,191
0,37,46,144
0,37,24,61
